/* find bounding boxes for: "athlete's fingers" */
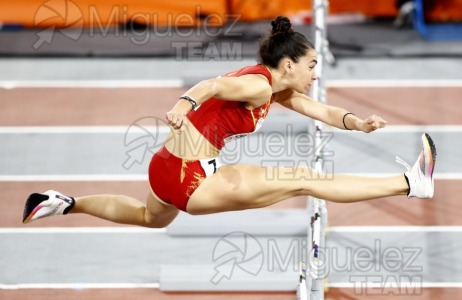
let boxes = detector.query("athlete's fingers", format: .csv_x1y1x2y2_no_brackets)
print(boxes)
166,112,185,128
165,111,175,124
377,115,387,128
364,114,387,133
173,119,183,130
371,117,379,129
370,115,387,129
173,118,186,134
166,111,187,134
178,117,188,133
174,117,183,126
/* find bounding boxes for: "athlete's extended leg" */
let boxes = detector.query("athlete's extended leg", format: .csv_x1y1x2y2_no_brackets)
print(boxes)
71,190,179,227
187,165,408,214
187,133,436,215
23,188,179,227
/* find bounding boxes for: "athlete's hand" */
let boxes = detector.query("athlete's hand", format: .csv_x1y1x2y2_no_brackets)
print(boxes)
166,111,188,134
358,114,387,133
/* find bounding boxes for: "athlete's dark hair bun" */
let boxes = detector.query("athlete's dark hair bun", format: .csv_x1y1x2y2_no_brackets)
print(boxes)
271,16,293,36
258,15,313,68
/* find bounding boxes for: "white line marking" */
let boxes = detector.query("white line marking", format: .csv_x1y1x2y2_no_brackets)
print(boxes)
380,125,462,133
1,79,462,89
0,227,166,234
326,79,462,88
332,125,462,133
1,282,461,290
0,126,171,134
0,80,183,89
0,226,459,235
0,125,461,134
0,173,459,182
329,226,462,233
430,173,462,180
0,175,148,181
0,283,160,290
328,282,462,288
348,173,462,180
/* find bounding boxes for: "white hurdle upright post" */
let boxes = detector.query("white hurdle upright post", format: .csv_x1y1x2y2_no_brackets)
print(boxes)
296,0,330,299
310,0,329,298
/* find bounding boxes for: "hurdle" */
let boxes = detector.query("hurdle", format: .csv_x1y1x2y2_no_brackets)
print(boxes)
296,0,330,299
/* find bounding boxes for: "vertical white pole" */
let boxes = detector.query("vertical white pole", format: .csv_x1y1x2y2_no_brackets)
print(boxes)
312,0,327,105
297,0,330,298
310,0,329,299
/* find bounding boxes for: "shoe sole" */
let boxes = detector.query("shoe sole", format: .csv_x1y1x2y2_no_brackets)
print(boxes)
422,133,437,197
23,193,49,224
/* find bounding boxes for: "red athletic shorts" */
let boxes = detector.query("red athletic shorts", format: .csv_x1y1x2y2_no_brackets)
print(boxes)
148,146,221,212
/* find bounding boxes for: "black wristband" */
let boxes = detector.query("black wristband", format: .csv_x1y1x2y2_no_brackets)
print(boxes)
342,112,355,130
179,95,198,110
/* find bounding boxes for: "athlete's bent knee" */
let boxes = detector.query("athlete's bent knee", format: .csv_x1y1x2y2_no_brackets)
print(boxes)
146,221,168,229
143,209,178,228
143,216,171,228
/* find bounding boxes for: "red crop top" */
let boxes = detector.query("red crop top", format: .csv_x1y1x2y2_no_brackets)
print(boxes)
187,64,274,150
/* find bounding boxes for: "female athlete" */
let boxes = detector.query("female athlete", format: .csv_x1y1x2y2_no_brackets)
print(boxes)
23,16,436,227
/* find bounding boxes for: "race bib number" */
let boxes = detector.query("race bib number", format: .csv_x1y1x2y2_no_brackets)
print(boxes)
199,157,223,177
255,118,265,131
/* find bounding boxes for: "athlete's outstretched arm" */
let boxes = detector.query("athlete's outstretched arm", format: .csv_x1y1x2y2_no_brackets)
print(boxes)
166,74,272,132
183,74,273,105
275,89,387,133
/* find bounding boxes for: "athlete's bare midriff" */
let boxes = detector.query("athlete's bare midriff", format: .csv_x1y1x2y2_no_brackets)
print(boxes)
164,117,221,160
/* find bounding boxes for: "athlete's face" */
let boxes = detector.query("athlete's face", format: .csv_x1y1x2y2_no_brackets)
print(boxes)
289,49,318,94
